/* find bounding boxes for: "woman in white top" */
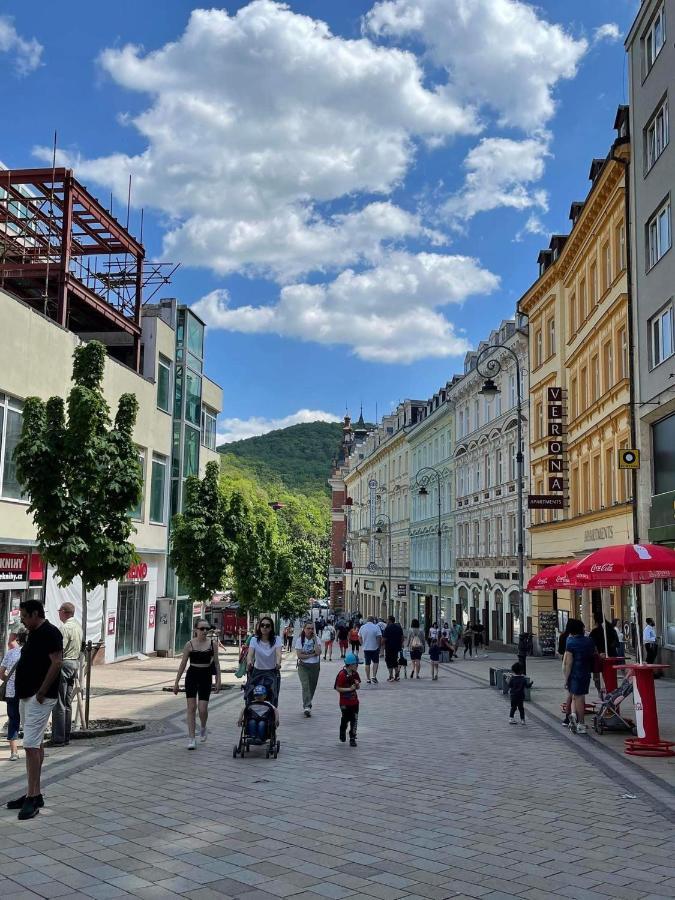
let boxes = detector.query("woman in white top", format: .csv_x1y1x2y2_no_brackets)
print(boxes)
247,617,283,701
0,627,26,761
295,621,322,716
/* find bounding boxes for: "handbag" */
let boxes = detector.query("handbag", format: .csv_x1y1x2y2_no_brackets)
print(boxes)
0,660,19,702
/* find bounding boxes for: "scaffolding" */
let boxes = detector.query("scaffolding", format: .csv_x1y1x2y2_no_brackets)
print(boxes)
0,167,178,372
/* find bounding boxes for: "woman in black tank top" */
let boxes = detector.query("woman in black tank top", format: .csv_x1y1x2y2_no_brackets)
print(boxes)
174,619,221,750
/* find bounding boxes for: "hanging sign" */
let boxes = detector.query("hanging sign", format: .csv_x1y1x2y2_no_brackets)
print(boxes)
0,552,28,583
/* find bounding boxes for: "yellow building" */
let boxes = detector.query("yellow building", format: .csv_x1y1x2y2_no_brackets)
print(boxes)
520,110,634,634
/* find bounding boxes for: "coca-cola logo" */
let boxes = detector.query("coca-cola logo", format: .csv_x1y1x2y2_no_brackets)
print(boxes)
555,575,569,583
590,563,614,573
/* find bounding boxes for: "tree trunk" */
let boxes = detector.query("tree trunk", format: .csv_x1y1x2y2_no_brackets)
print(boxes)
81,580,88,643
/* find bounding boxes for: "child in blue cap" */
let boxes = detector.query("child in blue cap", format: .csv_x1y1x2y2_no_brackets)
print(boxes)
334,652,361,746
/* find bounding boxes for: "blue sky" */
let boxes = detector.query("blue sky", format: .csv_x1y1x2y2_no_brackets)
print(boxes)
1,0,639,441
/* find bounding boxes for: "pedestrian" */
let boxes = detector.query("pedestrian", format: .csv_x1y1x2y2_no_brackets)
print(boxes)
612,618,625,659
407,618,425,678
173,619,222,750
337,621,350,658
1,625,26,761
295,621,322,716
462,622,474,659
49,601,83,747
358,615,382,685
334,651,360,746
590,613,620,695
429,638,440,680
562,618,596,735
383,615,404,681
247,617,283,700
323,622,336,660
6,600,63,821
377,617,386,636
644,618,659,666
508,661,532,726
348,623,360,654
474,621,487,657
558,618,576,725
428,621,439,643
316,614,325,638
450,620,462,653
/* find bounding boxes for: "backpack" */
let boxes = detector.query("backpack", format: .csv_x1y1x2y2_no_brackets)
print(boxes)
410,631,422,650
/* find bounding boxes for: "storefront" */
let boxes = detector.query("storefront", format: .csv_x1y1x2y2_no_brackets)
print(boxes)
0,548,44,654
105,556,161,662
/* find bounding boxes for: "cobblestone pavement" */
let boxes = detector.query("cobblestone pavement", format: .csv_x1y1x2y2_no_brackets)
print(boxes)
1,655,674,900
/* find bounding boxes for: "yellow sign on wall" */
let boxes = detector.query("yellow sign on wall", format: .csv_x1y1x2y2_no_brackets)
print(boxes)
618,449,640,469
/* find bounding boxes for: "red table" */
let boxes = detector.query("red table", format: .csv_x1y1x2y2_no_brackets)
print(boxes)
600,656,624,693
614,663,674,758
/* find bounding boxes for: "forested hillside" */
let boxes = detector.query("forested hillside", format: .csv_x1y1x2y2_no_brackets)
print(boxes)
218,420,344,495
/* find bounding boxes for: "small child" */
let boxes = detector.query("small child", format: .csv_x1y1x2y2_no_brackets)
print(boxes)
334,652,361,746
429,638,440,680
508,662,532,726
238,683,279,741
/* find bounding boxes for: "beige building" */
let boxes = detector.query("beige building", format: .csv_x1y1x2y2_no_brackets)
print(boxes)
520,110,634,637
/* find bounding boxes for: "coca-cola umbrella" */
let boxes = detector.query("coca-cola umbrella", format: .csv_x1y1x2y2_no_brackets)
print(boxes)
526,561,582,592
571,543,675,586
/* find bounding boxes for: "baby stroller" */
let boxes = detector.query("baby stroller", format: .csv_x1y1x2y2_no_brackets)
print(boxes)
233,671,280,759
592,674,636,735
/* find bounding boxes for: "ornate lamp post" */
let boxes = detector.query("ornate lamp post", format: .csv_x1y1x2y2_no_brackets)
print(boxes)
415,466,443,630
375,513,393,617
476,344,526,651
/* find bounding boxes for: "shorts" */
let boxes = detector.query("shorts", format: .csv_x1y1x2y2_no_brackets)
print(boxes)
568,673,591,697
339,640,348,650
409,647,423,661
19,694,57,749
385,650,399,670
185,666,213,701
364,649,380,665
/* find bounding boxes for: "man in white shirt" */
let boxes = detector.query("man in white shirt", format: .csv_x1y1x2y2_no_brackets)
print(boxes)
358,616,382,684
643,618,659,666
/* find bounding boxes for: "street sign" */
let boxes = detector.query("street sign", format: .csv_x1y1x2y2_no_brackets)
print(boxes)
618,449,640,469
528,494,564,509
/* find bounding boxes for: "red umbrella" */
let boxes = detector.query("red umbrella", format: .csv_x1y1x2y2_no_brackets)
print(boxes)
526,561,581,592
572,543,675,586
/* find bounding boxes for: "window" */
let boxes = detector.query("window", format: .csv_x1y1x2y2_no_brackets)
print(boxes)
0,393,23,500
495,392,502,416
509,374,517,409
650,303,674,367
157,355,171,413
547,317,555,357
508,514,516,555
536,401,544,440
495,516,502,556
149,454,167,524
591,354,600,402
602,242,611,293
616,223,626,273
183,426,200,478
474,399,480,430
644,4,666,74
485,519,491,556
580,366,588,412
582,460,590,513
484,452,491,488
592,454,601,509
653,413,675,494
579,279,586,322
570,376,578,419
496,448,503,484
647,199,671,268
130,450,146,520
603,340,614,390
605,446,615,506
458,409,464,437
473,521,480,556
618,327,628,378
509,441,516,481
535,329,543,366
569,292,577,335
646,98,669,171
590,261,598,308
571,465,580,516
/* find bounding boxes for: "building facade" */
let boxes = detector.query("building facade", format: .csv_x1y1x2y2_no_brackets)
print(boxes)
408,390,454,629
520,114,634,637
450,320,529,644
626,0,675,667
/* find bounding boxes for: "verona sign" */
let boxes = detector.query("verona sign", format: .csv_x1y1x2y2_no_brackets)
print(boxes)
528,386,568,510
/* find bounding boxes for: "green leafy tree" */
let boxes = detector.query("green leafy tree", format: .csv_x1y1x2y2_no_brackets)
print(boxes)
170,461,229,603
14,341,143,640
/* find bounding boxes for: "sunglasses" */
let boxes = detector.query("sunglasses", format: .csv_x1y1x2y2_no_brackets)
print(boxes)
196,626,209,631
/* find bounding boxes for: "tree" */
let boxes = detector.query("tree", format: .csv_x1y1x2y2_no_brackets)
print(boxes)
15,341,143,641
170,461,229,602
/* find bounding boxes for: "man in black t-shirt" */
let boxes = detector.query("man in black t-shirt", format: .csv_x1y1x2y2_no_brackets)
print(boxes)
7,600,63,820
383,615,404,682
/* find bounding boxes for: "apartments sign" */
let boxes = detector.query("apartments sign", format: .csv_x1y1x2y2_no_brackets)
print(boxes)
528,386,568,510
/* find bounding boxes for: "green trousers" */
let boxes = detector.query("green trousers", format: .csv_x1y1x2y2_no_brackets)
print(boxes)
297,662,320,708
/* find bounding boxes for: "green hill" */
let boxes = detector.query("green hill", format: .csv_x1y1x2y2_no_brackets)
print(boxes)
218,420,344,496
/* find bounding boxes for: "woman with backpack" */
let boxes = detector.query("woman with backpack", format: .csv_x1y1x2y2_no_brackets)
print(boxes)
407,618,425,679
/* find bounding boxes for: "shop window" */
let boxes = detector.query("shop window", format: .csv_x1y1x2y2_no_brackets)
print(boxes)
652,413,675,494
115,582,148,658
662,579,675,648
157,355,171,413
649,302,674,368
0,393,24,500
201,406,217,451
150,454,167,524
129,450,145,520
647,198,671,269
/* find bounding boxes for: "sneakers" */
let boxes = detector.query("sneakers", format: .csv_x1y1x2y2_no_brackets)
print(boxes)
303,708,312,717
349,737,357,747
561,715,570,726
9,753,19,761
575,723,588,735
187,738,196,750
519,720,526,727
372,676,378,684
509,717,517,725
18,797,41,820
366,679,371,685
7,793,43,810
199,727,208,743
339,729,347,743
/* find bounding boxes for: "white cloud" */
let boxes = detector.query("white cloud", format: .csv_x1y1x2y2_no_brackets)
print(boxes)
513,212,548,242
593,23,621,45
193,251,499,364
0,16,43,75
443,136,550,223
365,0,587,132
37,1,479,281
217,409,340,444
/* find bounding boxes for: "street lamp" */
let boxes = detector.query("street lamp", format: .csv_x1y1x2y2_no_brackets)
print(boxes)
375,514,392,618
415,466,442,631
476,344,526,654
